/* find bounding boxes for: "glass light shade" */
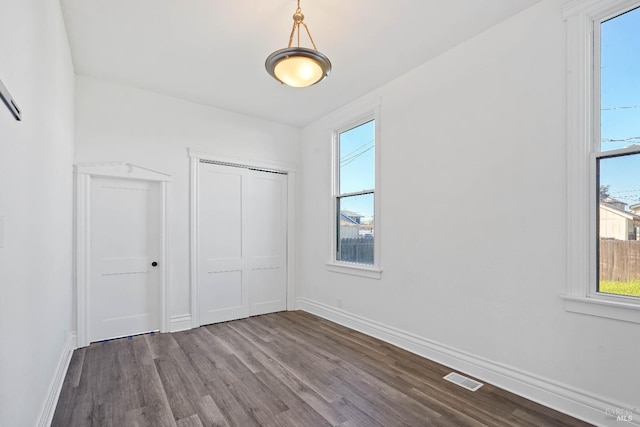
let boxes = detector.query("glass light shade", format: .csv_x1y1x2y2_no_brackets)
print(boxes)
266,47,331,87
275,56,324,87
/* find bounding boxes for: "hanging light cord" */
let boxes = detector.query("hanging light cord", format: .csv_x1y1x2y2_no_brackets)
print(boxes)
287,0,318,50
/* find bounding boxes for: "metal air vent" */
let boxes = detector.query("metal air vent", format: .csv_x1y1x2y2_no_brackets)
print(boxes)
443,372,483,392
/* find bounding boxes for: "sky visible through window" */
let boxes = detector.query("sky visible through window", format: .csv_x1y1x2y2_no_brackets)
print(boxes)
599,6,640,206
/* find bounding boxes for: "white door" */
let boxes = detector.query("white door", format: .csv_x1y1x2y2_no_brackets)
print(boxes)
197,162,287,325
89,177,161,342
198,164,246,324
246,169,287,316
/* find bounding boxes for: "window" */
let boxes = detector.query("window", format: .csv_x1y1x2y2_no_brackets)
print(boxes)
597,7,640,300
328,109,381,278
565,0,640,322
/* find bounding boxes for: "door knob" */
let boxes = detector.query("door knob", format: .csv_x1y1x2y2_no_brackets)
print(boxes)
151,262,158,267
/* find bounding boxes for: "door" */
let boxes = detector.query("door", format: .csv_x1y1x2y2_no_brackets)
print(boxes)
197,164,246,324
89,177,161,342
197,162,287,325
246,169,287,316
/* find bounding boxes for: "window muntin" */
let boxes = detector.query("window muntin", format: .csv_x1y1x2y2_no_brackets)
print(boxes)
594,6,640,300
334,118,376,266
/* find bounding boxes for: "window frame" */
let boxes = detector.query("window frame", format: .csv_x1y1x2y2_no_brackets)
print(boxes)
327,107,382,279
564,0,640,323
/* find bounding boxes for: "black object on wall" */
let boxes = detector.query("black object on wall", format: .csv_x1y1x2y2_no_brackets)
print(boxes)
0,77,21,121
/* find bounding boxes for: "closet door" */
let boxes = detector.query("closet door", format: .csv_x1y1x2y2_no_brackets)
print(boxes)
247,169,287,316
197,162,287,325
198,164,247,324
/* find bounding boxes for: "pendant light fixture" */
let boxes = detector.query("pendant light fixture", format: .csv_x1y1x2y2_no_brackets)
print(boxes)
265,0,331,88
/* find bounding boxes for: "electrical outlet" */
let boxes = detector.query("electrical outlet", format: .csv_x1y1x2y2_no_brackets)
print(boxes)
337,298,343,308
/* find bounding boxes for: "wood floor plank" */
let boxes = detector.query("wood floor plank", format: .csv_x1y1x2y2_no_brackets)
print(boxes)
253,369,337,426
176,414,205,427
327,364,444,426
188,327,292,422
135,362,178,427
52,311,593,427
128,405,176,427
50,349,85,425
163,334,210,397
155,357,200,421
225,321,344,403
193,395,230,427
331,397,386,427
178,331,262,427
220,325,347,425
50,376,91,427
64,347,86,388
269,406,333,427
131,332,156,366
416,387,493,427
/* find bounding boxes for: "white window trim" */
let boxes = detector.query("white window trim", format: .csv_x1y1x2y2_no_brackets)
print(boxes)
564,0,640,323
327,106,382,279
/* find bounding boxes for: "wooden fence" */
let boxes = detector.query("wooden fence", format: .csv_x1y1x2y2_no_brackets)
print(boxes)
599,239,640,282
339,237,374,264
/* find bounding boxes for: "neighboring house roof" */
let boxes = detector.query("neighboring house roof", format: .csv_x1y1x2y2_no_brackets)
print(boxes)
600,195,627,211
340,213,360,225
630,202,640,213
600,202,640,220
340,210,364,219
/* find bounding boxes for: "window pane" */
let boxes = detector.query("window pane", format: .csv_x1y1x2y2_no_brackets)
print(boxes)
339,120,375,194
600,7,640,152
337,193,374,265
598,153,640,297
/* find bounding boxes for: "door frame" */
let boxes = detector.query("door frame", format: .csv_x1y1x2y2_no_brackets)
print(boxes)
188,148,297,328
75,162,171,348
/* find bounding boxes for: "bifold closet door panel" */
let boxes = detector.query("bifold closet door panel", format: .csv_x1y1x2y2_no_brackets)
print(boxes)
197,164,248,325
246,170,287,316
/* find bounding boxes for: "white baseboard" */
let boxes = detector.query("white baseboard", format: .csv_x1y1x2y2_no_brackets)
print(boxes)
36,331,76,427
296,298,639,427
170,314,193,332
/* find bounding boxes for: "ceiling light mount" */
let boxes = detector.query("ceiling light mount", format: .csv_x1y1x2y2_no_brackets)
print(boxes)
265,0,331,88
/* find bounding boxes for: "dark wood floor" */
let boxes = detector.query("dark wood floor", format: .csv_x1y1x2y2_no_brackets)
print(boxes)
52,311,592,427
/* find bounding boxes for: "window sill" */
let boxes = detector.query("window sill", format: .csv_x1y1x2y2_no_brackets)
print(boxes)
562,295,640,324
326,262,382,279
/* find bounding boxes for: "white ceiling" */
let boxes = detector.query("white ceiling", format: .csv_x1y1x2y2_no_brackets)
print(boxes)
60,0,541,127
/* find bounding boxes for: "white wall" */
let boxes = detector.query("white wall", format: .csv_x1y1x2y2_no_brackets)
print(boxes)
0,0,75,426
298,0,638,423
74,75,300,319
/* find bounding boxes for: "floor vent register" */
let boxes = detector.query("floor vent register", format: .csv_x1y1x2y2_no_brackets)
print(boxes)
443,372,484,392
